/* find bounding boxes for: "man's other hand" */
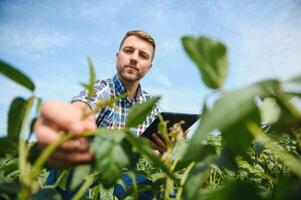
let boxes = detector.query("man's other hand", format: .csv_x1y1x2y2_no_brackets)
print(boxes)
34,100,96,168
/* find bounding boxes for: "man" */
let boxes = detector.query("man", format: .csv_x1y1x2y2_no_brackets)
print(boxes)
35,30,165,198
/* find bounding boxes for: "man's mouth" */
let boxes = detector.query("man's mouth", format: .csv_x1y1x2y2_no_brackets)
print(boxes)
125,65,139,71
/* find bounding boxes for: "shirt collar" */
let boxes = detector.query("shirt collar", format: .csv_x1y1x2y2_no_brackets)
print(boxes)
113,74,126,95
113,74,144,102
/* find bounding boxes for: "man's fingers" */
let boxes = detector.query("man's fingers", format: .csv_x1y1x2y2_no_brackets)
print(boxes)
41,101,82,130
150,142,165,155
50,150,93,163
47,151,93,168
59,138,90,152
35,120,60,145
151,133,166,149
150,133,167,154
83,119,97,131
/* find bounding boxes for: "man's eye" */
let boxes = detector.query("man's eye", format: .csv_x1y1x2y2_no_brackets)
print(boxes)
124,49,133,53
140,53,148,59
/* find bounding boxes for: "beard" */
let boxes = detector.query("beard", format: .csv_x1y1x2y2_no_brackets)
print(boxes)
116,65,145,83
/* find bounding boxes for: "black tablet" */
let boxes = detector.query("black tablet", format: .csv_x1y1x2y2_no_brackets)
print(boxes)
141,112,200,139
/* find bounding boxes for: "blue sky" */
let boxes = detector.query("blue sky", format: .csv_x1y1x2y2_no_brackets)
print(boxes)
1,0,301,136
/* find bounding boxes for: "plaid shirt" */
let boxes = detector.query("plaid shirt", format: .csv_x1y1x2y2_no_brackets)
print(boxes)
71,74,160,136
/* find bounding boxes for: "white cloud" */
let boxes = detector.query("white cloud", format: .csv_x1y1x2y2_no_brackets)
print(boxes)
0,25,79,56
206,0,301,86
77,0,131,19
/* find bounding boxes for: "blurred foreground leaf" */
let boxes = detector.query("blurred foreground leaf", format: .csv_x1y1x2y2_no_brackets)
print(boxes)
0,137,18,157
80,57,96,98
221,107,261,160
126,96,160,128
91,129,138,188
182,36,228,89
71,165,91,190
0,59,35,91
7,97,27,139
178,80,279,169
201,180,261,200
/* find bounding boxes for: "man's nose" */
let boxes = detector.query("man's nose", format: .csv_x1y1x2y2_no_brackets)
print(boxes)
129,52,138,65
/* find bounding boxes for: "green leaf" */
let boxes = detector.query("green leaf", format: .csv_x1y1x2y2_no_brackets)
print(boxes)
71,164,91,190
179,80,279,169
221,107,261,160
287,74,301,84
72,171,99,200
126,96,160,128
93,93,127,116
269,176,301,200
269,89,301,133
0,59,35,91
0,179,19,199
91,129,138,188
259,97,281,124
80,57,96,98
175,144,216,171
201,180,262,200
7,97,27,139
0,137,18,156
127,134,178,182
182,36,228,89
212,149,238,171
88,57,96,87
184,163,211,200
27,117,37,141
0,158,18,176
27,142,41,164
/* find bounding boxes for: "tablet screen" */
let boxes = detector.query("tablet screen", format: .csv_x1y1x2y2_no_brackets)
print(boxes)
141,112,200,139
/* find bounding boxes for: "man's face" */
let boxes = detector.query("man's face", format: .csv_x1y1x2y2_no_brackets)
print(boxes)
116,35,153,83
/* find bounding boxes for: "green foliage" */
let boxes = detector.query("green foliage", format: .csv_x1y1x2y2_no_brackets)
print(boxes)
1,34,301,200
182,36,228,89
0,137,18,157
178,80,279,169
0,59,35,91
7,97,27,139
71,164,91,190
80,57,96,98
221,108,260,160
91,129,138,188
126,96,160,128
201,180,261,200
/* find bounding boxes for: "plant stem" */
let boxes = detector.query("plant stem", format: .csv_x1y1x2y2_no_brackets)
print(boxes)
72,171,99,200
33,133,72,170
175,162,195,200
128,171,138,199
18,96,35,200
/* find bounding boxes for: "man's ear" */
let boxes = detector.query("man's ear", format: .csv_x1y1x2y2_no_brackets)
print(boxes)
149,64,153,69
115,52,119,62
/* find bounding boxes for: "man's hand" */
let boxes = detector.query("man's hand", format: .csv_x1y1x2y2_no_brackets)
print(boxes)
150,128,190,156
34,100,96,168
150,133,167,155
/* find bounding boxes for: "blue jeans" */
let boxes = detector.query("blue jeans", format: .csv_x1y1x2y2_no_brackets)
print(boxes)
113,174,154,199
